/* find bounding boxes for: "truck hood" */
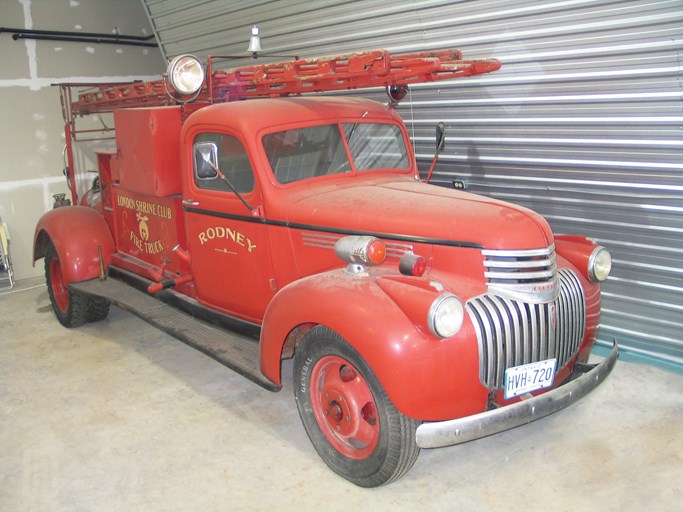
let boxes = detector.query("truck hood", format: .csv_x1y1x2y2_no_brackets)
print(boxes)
285,180,553,250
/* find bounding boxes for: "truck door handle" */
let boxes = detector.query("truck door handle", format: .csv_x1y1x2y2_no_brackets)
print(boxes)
182,199,199,207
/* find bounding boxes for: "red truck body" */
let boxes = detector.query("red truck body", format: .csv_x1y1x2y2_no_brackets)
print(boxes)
34,49,617,487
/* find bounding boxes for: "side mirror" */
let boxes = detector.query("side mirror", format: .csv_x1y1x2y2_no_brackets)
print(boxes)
436,122,446,153
194,141,219,179
425,122,446,184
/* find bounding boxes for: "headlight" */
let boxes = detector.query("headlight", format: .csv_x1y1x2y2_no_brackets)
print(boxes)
588,246,612,282
428,293,464,338
166,54,204,95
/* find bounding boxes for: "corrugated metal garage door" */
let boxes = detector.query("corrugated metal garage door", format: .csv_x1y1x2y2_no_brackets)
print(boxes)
141,0,683,367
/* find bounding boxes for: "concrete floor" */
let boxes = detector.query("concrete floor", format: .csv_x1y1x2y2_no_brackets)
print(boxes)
1,278,682,512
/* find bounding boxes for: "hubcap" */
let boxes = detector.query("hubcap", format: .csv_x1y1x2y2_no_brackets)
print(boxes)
310,355,379,459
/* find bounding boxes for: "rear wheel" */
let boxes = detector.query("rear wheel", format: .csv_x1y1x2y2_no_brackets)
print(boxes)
293,326,420,487
45,241,108,327
87,296,110,323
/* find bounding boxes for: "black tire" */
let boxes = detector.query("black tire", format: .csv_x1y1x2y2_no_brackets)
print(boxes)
87,296,110,323
293,325,420,487
45,241,102,327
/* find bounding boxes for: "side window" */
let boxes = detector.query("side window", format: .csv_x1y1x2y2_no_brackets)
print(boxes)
193,133,255,193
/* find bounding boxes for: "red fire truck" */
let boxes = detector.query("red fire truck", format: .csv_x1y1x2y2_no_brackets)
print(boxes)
34,48,617,487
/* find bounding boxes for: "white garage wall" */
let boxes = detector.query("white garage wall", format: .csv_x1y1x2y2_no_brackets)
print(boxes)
0,0,164,282
141,0,682,366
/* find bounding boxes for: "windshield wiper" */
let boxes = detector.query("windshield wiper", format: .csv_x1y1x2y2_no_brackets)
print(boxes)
345,111,369,146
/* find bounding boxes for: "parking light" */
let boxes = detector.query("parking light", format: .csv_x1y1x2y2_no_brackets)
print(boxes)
335,236,386,273
399,253,427,277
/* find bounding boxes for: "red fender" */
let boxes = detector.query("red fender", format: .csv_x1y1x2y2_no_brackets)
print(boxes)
260,269,488,421
33,206,115,284
554,237,603,362
555,234,599,282
552,248,602,363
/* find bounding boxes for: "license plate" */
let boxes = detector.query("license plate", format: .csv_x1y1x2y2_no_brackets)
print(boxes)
504,358,557,399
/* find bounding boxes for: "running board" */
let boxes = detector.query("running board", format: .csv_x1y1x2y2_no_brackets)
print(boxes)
70,277,279,391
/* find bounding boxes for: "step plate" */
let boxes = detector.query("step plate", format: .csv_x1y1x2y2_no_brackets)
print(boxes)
70,278,279,391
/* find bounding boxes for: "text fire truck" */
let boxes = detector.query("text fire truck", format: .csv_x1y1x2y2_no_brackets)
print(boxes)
34,45,617,487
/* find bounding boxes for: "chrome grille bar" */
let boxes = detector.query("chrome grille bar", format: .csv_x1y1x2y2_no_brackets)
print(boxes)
466,269,587,390
482,244,559,303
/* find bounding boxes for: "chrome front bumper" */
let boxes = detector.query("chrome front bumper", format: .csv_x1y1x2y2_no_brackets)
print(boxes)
415,340,619,449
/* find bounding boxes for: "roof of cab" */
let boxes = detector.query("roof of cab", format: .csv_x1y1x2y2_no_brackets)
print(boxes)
182,96,401,137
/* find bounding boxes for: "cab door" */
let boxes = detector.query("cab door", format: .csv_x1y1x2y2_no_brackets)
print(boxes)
182,131,275,322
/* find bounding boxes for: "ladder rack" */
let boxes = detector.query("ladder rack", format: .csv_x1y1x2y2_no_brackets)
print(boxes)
57,48,500,204
70,49,500,115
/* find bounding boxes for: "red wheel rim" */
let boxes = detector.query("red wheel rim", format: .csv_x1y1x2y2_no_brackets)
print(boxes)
49,256,69,313
310,355,379,460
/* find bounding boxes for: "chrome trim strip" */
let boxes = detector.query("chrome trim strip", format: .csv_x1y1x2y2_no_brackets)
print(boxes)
301,232,413,260
482,245,555,258
485,267,557,281
484,257,556,269
481,245,559,302
485,268,556,280
385,242,414,260
415,340,618,449
302,232,339,250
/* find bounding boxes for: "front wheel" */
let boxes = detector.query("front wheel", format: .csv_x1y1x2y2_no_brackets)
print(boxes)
293,326,420,487
45,241,109,327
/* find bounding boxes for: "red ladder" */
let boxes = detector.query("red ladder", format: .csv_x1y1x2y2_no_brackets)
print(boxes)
59,48,500,204
70,49,500,115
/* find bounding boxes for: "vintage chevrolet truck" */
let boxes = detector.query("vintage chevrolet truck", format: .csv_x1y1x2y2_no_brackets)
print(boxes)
34,49,617,487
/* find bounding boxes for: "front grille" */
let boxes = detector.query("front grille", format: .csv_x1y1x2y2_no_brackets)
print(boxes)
483,244,558,303
466,269,586,390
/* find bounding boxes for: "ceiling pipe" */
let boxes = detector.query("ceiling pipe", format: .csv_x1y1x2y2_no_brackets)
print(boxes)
12,33,158,47
1,27,158,47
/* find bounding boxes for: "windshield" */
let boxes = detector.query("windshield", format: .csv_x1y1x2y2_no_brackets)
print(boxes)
342,123,408,171
263,123,409,184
